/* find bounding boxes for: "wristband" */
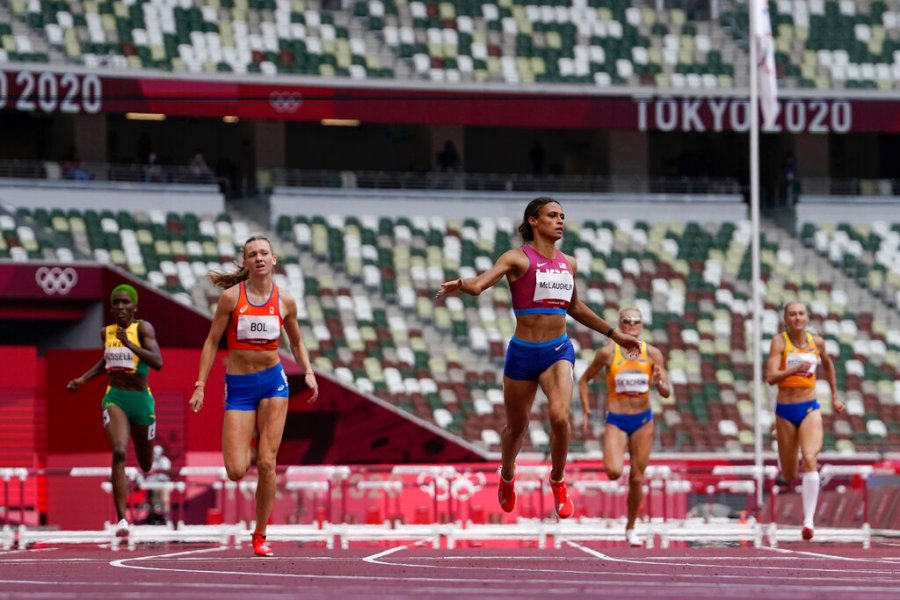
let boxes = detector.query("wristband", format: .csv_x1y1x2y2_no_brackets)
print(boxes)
605,327,615,338
194,381,205,389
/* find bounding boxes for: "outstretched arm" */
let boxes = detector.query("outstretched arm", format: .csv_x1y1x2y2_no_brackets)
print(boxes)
815,335,843,413
67,329,107,391
189,286,237,413
435,248,526,299
577,344,611,435
282,291,319,403
127,320,163,371
765,335,806,385
648,345,671,398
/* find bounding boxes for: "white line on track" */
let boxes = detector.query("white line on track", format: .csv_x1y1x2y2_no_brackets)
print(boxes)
761,546,900,563
362,545,408,563
0,579,289,590
99,545,900,591
564,540,900,576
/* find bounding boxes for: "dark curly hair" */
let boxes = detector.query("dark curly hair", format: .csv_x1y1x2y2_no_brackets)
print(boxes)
517,197,559,242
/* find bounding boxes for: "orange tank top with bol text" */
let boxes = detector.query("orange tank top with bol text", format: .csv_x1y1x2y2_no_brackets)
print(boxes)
606,342,652,402
226,281,282,351
778,331,819,389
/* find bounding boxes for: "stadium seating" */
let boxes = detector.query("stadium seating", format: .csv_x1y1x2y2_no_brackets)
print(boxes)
7,203,900,455
1,0,747,87
719,0,900,90
3,0,899,90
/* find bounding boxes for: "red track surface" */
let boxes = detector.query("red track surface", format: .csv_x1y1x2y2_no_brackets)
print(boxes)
1,541,899,599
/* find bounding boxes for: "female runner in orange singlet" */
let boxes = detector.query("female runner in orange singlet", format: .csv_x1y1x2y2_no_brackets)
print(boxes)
578,307,669,546
189,236,319,556
766,301,843,540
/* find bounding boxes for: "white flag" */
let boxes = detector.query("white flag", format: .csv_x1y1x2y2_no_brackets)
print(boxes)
753,0,779,128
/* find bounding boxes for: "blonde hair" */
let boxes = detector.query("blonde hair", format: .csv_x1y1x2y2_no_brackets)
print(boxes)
209,235,273,290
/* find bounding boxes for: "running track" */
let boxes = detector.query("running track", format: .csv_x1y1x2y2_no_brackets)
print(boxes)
1,541,899,599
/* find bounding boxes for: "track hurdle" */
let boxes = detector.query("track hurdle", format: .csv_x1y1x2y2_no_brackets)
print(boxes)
766,464,874,548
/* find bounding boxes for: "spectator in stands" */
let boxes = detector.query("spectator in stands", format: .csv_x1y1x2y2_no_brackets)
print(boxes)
577,307,670,546
189,235,319,557
143,151,164,183
766,301,844,541
61,148,91,181
66,284,163,538
781,153,798,205
436,140,460,172
436,197,640,519
188,149,214,183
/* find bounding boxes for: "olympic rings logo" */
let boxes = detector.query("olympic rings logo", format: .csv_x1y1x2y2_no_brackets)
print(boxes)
416,471,486,502
35,266,78,295
269,91,303,113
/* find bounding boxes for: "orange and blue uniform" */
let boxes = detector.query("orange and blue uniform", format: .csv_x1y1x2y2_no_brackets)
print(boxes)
605,342,653,435
775,331,821,427
224,282,289,410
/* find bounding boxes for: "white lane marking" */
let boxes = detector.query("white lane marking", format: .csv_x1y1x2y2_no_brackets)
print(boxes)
0,579,287,590
761,546,900,564
5,575,900,596
0,545,885,596
362,545,408,563
564,541,900,576
109,545,226,568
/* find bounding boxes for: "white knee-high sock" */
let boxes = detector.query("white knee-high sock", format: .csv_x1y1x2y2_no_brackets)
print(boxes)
801,471,820,527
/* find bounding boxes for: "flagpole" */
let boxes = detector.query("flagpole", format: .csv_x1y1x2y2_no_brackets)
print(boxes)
749,0,765,511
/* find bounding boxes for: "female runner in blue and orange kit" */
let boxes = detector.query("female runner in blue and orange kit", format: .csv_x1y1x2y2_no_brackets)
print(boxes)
67,284,163,537
437,197,640,519
577,307,669,546
766,301,843,541
189,236,319,557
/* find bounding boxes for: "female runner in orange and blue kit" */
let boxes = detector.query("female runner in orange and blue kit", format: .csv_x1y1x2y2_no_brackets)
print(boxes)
190,235,318,557
766,301,843,540
578,307,669,546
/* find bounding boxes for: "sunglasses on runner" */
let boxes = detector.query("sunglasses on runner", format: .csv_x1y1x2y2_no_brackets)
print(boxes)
620,317,642,325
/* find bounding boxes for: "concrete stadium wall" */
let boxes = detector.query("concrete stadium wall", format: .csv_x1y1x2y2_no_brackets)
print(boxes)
0,179,225,215
795,196,900,227
270,187,747,226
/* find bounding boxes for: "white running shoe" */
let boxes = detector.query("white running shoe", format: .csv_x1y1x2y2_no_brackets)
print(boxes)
626,528,642,547
115,518,130,538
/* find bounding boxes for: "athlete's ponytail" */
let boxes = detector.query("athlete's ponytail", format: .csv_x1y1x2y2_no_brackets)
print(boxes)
208,235,272,290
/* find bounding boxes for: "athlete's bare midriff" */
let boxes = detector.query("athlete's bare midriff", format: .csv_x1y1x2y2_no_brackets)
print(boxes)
777,385,817,404
226,349,281,375
607,395,651,415
107,372,148,391
513,313,567,343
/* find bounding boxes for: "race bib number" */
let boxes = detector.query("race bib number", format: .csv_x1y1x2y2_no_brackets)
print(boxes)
614,372,650,395
786,353,817,376
102,409,111,426
236,314,280,343
104,346,136,372
533,269,574,304
147,422,156,441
